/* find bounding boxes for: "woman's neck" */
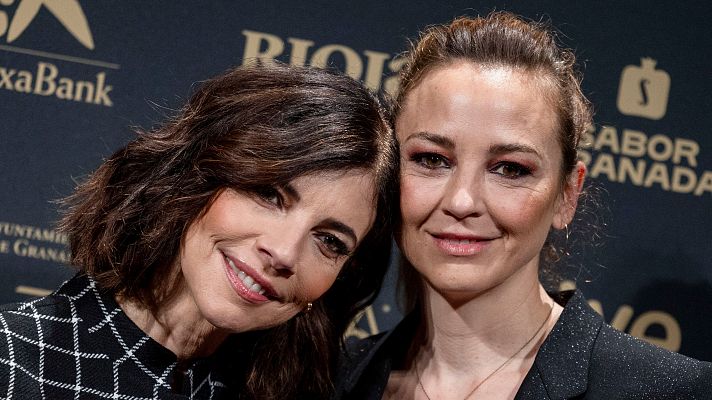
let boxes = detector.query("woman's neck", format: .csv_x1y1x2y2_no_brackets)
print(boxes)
416,263,562,383
117,280,230,360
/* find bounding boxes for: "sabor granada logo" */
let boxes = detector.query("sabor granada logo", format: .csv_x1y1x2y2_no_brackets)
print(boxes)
617,58,670,120
0,0,116,107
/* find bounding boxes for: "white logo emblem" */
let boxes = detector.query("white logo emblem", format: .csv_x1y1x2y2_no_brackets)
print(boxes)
0,0,94,49
617,58,670,120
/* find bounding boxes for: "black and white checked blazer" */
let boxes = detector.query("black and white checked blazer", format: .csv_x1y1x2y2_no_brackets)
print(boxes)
0,274,236,399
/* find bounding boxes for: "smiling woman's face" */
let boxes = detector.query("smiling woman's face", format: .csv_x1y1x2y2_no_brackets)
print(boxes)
397,62,581,303
178,170,376,333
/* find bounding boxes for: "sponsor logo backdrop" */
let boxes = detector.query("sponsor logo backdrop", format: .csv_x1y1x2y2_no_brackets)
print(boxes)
1,1,710,360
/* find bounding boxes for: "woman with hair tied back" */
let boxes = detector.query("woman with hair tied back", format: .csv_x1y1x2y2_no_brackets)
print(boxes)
337,12,712,400
0,62,397,399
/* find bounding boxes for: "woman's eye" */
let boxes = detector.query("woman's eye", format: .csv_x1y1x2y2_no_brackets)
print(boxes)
256,187,283,207
412,153,450,169
491,162,531,178
317,233,350,258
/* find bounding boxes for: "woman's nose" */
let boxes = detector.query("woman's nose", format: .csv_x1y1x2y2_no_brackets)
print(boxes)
256,230,301,275
441,170,485,220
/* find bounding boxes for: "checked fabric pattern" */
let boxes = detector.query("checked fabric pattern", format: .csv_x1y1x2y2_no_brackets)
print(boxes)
0,274,235,399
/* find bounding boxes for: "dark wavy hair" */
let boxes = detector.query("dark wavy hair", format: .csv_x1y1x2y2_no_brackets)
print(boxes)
394,12,594,311
59,62,398,399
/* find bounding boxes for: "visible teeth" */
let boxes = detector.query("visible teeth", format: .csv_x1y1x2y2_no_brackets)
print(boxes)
447,239,472,244
225,255,267,295
226,257,240,275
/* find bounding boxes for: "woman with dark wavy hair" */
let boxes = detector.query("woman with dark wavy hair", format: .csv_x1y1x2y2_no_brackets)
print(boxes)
0,62,397,399
337,12,711,399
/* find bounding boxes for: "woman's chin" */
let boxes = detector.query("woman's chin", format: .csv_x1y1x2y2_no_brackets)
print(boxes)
203,304,299,334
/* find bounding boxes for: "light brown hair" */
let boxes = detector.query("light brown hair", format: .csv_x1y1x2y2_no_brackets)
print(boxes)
395,12,593,311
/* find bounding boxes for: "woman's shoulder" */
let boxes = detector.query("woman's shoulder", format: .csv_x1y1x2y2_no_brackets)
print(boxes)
0,275,80,328
0,274,92,347
588,322,712,397
0,276,83,399
335,312,420,400
337,329,395,390
534,289,712,399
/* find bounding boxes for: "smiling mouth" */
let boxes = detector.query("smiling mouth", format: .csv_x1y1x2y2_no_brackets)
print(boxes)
441,238,478,244
430,234,495,256
224,255,266,296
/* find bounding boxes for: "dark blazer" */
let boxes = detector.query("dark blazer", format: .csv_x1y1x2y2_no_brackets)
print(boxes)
336,290,712,399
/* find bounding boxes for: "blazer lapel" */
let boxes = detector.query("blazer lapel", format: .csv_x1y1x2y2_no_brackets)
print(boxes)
516,290,603,399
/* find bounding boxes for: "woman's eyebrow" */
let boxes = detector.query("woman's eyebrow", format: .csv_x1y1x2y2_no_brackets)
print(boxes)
321,218,357,245
283,183,300,201
403,131,455,150
488,143,541,157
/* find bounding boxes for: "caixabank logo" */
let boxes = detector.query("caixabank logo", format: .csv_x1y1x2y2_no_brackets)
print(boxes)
0,0,115,106
579,57,711,197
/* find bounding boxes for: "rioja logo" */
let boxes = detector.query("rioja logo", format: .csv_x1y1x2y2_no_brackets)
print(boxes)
0,0,94,50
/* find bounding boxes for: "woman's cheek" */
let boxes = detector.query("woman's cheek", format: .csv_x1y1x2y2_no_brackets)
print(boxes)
490,186,554,231
400,174,441,223
301,265,341,301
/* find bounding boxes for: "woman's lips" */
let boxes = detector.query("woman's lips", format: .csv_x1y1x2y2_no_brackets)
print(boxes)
222,253,277,303
430,233,495,256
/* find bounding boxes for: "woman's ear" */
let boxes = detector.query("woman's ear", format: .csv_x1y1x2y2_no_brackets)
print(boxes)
553,161,586,229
